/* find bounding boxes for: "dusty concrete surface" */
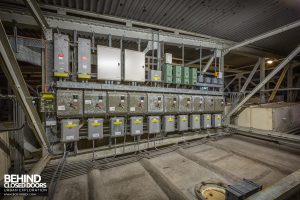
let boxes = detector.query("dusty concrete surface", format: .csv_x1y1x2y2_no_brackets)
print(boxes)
39,135,300,200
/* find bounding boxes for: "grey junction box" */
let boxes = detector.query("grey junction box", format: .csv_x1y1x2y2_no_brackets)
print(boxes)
128,93,148,114
214,96,225,112
130,117,143,136
201,114,212,129
108,92,128,114
148,93,164,113
204,96,214,112
77,38,91,79
177,115,189,131
148,116,161,134
212,114,222,128
84,91,106,116
54,33,69,77
88,118,104,140
162,115,175,133
57,89,83,118
164,94,178,113
190,114,201,130
178,95,192,113
60,119,80,142
110,117,125,137
149,70,162,82
192,96,204,113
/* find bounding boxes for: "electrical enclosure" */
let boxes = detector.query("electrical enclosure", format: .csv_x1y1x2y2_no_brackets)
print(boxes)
214,96,225,112
128,93,148,114
60,119,80,142
192,96,204,113
97,45,121,81
88,118,104,140
149,70,162,82
77,38,91,79
130,116,143,136
201,114,212,129
124,49,145,82
204,96,215,112
177,115,189,131
148,93,164,113
163,64,173,83
57,89,83,118
148,116,161,134
164,94,178,113
212,114,222,128
190,114,201,130
84,91,106,116
108,92,128,114
178,95,192,113
162,115,175,133
110,117,125,137
54,33,69,77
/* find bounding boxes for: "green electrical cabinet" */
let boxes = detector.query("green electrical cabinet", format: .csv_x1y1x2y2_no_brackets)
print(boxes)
173,65,182,84
189,68,197,85
182,67,190,85
163,64,173,83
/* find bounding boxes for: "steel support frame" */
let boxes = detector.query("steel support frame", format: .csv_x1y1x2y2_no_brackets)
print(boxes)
225,45,300,121
240,58,261,93
0,20,49,150
23,0,52,40
224,20,300,54
202,56,215,73
260,58,266,103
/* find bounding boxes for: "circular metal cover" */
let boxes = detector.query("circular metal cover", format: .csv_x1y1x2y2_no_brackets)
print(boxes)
195,181,226,200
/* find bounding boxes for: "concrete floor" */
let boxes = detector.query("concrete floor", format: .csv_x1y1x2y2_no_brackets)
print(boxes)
33,135,300,200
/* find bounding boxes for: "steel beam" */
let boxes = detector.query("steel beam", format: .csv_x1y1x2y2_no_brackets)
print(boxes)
224,45,300,121
202,56,215,73
240,58,261,92
23,0,52,40
186,54,211,65
260,58,266,103
268,64,289,102
224,20,300,54
0,20,49,150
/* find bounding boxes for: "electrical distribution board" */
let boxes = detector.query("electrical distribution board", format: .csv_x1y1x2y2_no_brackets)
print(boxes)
190,68,197,85
182,67,190,84
204,96,214,112
148,116,161,134
57,90,83,117
88,118,104,140
108,92,128,114
97,46,121,81
130,117,143,136
60,119,80,142
214,96,225,112
177,115,189,131
128,93,147,114
148,93,164,113
163,64,173,83
165,53,172,64
149,70,162,82
201,114,212,129
190,114,201,130
110,117,125,137
192,96,204,113
84,91,106,116
179,95,192,113
40,92,55,113
77,38,91,79
164,94,178,113
162,115,175,133
173,65,182,84
54,34,69,77
124,49,145,82
212,114,222,128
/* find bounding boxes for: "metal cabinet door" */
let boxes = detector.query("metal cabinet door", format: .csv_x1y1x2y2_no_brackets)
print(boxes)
97,46,121,81
124,49,145,82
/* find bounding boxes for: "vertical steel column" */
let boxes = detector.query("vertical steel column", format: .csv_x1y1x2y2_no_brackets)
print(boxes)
260,58,266,103
287,65,293,102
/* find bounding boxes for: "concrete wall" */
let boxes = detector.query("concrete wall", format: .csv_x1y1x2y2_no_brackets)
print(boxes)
228,103,300,132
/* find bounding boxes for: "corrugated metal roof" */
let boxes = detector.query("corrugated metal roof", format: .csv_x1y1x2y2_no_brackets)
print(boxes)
1,0,299,55
36,0,300,54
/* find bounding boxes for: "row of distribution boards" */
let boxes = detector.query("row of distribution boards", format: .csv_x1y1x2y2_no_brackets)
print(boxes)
56,89,224,117
53,34,211,86
60,114,222,142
